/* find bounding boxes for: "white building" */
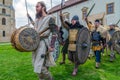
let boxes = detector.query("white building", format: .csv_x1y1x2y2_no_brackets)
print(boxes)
48,0,120,27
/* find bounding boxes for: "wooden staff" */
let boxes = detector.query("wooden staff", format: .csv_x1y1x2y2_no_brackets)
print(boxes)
25,0,29,24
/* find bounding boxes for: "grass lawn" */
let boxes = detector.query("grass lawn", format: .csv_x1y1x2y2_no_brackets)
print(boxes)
0,45,120,80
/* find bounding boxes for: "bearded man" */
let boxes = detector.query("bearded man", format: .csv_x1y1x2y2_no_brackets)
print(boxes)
32,1,58,80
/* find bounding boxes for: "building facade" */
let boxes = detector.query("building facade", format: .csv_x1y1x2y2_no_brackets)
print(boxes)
48,0,120,27
0,0,15,42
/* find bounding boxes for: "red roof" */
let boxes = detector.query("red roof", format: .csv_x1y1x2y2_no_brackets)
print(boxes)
48,0,88,14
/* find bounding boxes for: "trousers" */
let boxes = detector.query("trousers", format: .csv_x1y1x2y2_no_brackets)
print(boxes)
94,50,101,62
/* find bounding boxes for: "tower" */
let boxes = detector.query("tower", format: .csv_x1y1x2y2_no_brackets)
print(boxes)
0,0,15,42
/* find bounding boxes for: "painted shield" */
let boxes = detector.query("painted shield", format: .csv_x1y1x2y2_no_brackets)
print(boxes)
111,31,120,54
76,27,91,64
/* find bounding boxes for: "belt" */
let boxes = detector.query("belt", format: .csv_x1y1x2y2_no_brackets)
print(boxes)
92,41,100,43
40,36,49,39
92,41,100,46
69,41,76,44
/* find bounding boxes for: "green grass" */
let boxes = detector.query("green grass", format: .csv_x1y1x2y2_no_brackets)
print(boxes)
0,45,120,80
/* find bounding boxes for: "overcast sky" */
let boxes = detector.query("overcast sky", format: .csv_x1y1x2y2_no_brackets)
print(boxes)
13,0,63,28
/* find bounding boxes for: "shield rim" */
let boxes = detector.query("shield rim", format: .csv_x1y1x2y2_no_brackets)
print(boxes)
76,27,91,64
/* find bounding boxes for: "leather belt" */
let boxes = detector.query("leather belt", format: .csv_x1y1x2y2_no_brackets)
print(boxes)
69,41,76,44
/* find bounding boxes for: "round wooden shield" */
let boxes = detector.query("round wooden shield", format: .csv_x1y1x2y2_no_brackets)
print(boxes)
76,27,91,64
111,31,120,54
11,27,40,52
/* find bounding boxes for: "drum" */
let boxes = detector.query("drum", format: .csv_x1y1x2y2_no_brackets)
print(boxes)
11,26,40,52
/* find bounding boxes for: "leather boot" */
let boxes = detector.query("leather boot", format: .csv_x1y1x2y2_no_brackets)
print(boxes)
72,68,78,76
95,62,100,69
59,54,66,65
110,53,115,62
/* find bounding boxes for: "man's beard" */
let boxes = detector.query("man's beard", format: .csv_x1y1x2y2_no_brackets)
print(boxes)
36,10,42,19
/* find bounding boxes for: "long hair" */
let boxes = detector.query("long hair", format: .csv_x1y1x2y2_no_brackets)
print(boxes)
36,1,47,18
38,1,47,14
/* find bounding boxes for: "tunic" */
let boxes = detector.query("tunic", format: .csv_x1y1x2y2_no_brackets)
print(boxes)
32,15,56,73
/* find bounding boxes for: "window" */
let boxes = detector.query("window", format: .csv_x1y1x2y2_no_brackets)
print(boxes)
62,12,70,22
3,0,5,4
3,31,5,37
2,18,6,25
106,3,114,14
2,8,6,14
82,7,88,19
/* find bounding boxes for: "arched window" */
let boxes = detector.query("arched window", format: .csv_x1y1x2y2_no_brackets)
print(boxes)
3,0,5,4
2,8,6,14
3,31,5,37
2,18,6,25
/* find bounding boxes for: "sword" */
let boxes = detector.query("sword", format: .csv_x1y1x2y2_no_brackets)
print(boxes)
116,19,120,25
85,3,95,30
86,3,95,17
25,0,35,26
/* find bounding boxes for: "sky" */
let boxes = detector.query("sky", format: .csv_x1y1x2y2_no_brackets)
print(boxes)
13,0,62,28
